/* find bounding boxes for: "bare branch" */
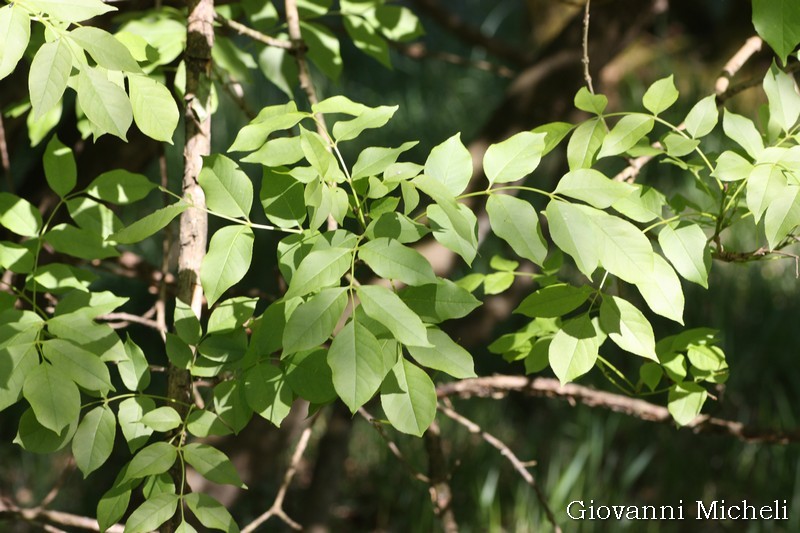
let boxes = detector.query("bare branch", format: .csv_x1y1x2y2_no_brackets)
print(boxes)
392,42,516,79
97,312,164,332
439,401,561,533
214,12,293,50
438,376,800,444
581,0,594,93
241,414,318,532
0,500,123,533
715,36,763,95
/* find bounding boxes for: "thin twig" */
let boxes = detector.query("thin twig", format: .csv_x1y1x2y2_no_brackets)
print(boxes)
718,61,800,104
241,414,319,532
156,146,170,343
439,401,562,533
581,0,594,93
0,113,12,192
214,12,293,49
715,36,763,95
0,500,124,532
97,312,163,332
438,376,800,444
358,408,430,483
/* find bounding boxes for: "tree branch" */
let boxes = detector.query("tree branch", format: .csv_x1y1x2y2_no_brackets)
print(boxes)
437,376,800,444
0,499,124,533
214,12,293,50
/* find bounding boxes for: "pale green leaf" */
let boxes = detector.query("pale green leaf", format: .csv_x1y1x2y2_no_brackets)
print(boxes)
352,142,417,181
658,222,710,287
117,397,154,453
366,212,430,243
380,358,436,437
244,362,293,426
747,161,787,222
284,247,351,299
399,280,480,323
123,442,177,482
43,339,113,394
548,314,600,385
344,14,391,68
301,21,342,81
118,335,151,392
567,117,605,170
183,443,246,488
599,296,657,360
668,382,707,426
684,94,718,138
201,225,254,306
633,254,685,324
764,185,800,249
642,75,679,115
28,39,71,120
554,169,636,209
425,133,473,196
763,63,800,133
283,287,347,353
0,193,42,237
545,200,600,278
124,493,179,533
597,114,654,159
77,66,133,140
722,109,764,159
23,363,80,432
532,121,573,156
663,133,700,158
712,151,752,182
241,137,305,166
574,87,607,114
0,5,30,81
72,406,115,477
229,103,305,152
300,127,339,182
333,105,397,142
357,285,432,347
26,0,115,23
45,223,119,260
260,168,306,228
514,283,593,318
69,27,141,73
752,0,800,65
483,272,514,295
199,155,253,219
128,74,179,142
406,327,476,379
374,5,424,41
427,202,478,265
359,238,436,286
483,131,546,185
66,197,123,238
140,406,181,432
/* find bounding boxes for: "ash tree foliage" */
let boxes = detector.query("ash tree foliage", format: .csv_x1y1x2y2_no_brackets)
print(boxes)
0,0,799,531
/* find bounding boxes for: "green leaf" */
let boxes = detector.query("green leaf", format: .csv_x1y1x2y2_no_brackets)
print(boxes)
639,362,662,391
344,14,390,68
124,492,179,533
229,103,305,152
658,222,710,287
374,4,424,41
533,121,573,156
185,493,240,533
97,471,134,532
244,362,293,426
633,254,685,324
574,87,607,114
45,223,119,260
87,170,156,204
14,407,76,453
399,280,480,323
0,193,42,237
77,66,133,140
284,247,351,299
359,238,436,286
545,201,600,278
764,185,800,249
118,336,150,392
72,405,115,477
186,409,232,438
357,285,432,347
183,443,246,488
380,358,436,437
0,316,40,411
112,202,187,244
26,0,116,23
213,380,253,434
567,117,605,170
123,442,177,483
427,202,479,265
117,397,154,453
0,240,34,273
483,131,546,185
140,406,181,432
0,5,30,81
312,94,370,115
284,348,338,404
241,137,305,166
712,150,752,182
352,142,417,181
301,21,342,81
329,317,392,412
23,363,80,432
684,95,718,138
722,109,764,159
548,314,600,385
425,133,473,196
642,75,679,115
406,327,476,379
554,169,637,209
199,155,253,219
66,197,123,238
333,105,398,143
663,133,700,158
524,338,551,374
260,168,306,229
597,114,655,159
747,160,787,222
28,39,71,120
514,283,593,318
752,0,800,65
207,296,258,334
300,127,340,183
763,63,800,133
69,27,141,73
29,263,96,293
43,339,113,394
128,74,179,142
366,212,429,243
667,382,707,426
201,225,254,306
483,272,514,295
599,296,657,360
283,287,347,353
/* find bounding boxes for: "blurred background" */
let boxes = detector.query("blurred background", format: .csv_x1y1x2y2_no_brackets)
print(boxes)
2,0,799,531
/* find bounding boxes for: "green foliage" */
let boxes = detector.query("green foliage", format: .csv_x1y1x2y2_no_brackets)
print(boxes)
1,0,799,530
